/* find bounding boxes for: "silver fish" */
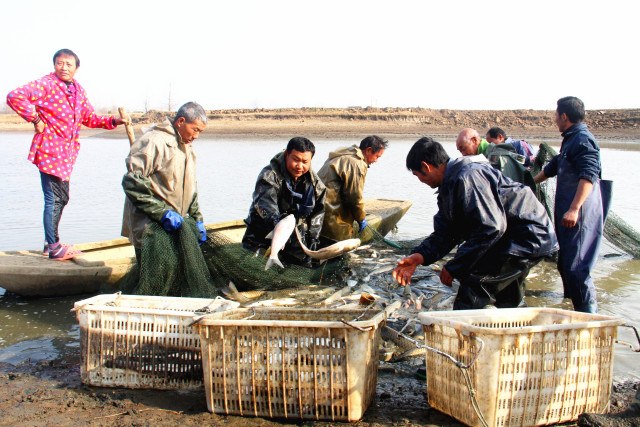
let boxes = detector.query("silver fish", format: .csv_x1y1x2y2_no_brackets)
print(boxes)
245,298,299,308
220,281,267,302
365,264,395,279
264,214,296,270
294,227,361,260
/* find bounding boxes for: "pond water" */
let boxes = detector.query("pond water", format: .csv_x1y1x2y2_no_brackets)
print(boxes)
1,130,639,380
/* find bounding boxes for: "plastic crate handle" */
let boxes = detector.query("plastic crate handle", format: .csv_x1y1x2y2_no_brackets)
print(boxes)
385,325,485,370
617,324,640,352
386,325,489,427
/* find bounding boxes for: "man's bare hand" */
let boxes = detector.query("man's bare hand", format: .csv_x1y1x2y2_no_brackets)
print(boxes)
392,253,424,286
561,207,579,228
440,266,454,287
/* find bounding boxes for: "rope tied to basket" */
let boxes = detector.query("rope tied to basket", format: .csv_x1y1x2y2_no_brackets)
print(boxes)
384,325,489,426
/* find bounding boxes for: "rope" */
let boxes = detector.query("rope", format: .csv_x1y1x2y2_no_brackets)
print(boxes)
385,325,489,426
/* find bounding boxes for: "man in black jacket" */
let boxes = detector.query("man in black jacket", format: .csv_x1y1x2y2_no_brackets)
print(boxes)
242,137,326,267
393,137,558,309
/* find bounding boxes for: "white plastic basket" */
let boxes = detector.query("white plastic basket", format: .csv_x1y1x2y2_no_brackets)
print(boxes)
195,307,388,421
74,293,239,389
418,308,624,427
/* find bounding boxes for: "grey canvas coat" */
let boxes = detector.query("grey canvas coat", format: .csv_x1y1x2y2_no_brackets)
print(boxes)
317,145,368,241
121,119,203,248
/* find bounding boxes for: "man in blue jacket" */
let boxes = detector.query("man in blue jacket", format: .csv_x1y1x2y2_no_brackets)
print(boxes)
393,137,558,309
486,127,536,167
533,97,606,313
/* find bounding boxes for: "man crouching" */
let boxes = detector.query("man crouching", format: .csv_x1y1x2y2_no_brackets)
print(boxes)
393,137,558,309
242,137,326,268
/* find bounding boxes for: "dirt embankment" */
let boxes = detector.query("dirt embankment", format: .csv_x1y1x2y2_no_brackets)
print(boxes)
2,108,639,140
137,107,640,139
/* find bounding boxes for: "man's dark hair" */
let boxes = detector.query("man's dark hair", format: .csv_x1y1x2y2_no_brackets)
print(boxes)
487,126,507,139
406,137,450,171
286,137,315,157
557,96,585,124
360,135,388,153
174,102,207,124
53,49,80,67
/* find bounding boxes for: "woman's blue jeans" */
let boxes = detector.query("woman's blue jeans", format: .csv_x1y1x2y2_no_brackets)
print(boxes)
40,172,69,245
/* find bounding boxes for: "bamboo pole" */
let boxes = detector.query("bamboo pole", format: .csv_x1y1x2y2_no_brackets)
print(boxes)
118,107,136,146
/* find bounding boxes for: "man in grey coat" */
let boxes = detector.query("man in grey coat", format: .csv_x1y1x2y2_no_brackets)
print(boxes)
121,102,207,262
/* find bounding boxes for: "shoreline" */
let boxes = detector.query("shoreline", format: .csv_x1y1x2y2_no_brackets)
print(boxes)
2,107,639,141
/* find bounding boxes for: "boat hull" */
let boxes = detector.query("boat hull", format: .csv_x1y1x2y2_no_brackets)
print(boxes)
0,199,411,297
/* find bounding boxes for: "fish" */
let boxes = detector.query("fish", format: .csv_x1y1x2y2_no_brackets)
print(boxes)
294,227,361,260
220,281,266,302
321,285,354,306
245,298,299,308
354,245,372,251
264,214,296,270
364,264,395,280
433,294,456,311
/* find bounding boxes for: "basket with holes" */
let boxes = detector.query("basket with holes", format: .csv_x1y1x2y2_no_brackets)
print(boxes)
418,308,624,427
74,293,239,389
194,306,388,421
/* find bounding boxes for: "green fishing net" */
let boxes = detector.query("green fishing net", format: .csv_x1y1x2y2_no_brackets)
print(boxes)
119,218,220,297
201,230,348,291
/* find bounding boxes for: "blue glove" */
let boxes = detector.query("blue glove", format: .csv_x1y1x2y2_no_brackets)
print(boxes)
358,218,368,232
161,210,184,233
197,221,207,245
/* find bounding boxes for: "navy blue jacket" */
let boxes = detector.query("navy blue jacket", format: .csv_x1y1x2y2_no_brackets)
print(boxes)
411,157,558,278
543,123,601,183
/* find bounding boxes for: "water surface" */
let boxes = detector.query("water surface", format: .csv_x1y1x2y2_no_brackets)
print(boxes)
1,131,639,379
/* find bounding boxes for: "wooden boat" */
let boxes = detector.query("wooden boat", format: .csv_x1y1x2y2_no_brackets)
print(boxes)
0,199,411,297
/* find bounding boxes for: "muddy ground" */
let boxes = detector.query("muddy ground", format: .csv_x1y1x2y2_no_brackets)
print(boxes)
1,354,638,427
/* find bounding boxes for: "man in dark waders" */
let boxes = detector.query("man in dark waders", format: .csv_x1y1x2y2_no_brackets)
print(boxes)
533,96,610,313
242,137,326,268
393,138,558,309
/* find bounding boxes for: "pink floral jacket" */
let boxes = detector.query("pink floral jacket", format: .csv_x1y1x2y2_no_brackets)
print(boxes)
6,73,116,181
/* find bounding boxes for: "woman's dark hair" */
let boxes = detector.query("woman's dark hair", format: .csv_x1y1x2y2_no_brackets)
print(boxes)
360,135,389,153
406,137,449,171
286,137,315,157
53,49,80,67
557,96,585,124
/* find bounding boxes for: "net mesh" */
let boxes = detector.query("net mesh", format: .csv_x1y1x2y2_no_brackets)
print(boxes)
201,230,349,291
119,218,220,297
358,225,419,251
532,142,640,258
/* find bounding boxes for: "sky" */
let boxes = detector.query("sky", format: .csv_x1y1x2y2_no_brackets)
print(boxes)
1,0,638,113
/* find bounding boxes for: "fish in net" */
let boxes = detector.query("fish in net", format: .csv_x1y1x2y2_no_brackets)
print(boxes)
201,230,349,291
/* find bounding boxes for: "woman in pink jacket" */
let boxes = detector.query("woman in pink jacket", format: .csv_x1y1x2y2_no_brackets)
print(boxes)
6,49,128,260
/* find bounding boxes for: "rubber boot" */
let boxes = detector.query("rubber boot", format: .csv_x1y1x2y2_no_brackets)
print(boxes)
573,301,598,314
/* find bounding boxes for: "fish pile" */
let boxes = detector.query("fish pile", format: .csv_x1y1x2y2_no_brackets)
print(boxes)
222,239,461,365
